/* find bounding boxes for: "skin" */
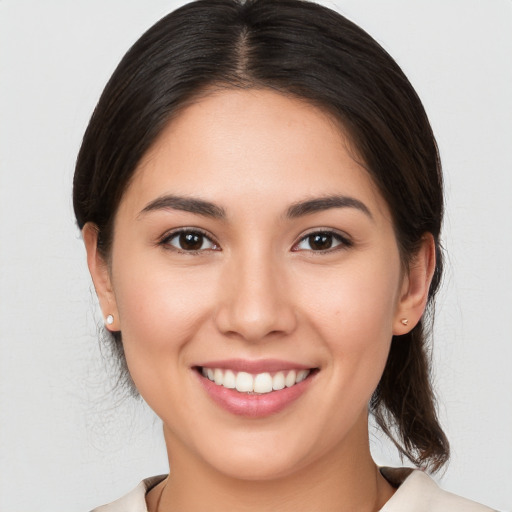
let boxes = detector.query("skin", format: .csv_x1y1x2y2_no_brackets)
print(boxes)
84,89,435,511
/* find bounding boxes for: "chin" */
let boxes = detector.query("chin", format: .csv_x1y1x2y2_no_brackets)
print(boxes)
189,426,323,482
208,450,308,482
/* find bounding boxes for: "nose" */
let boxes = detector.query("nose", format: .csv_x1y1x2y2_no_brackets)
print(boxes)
214,252,297,343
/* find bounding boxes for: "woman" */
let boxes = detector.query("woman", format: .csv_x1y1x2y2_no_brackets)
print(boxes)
73,0,495,510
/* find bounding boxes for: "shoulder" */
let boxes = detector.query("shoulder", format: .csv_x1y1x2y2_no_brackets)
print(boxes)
89,470,496,512
380,467,497,512
90,475,166,512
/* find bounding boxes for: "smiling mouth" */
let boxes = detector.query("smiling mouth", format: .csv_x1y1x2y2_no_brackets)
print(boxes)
196,366,317,394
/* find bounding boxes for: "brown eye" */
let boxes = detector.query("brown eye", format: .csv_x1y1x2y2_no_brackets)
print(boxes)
308,233,334,250
180,232,204,250
293,231,351,252
164,230,218,252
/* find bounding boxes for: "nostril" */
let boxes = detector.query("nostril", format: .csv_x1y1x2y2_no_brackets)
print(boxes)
213,302,298,343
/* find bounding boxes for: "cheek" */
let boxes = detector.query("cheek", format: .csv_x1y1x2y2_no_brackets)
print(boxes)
300,252,400,326
110,253,218,389
295,253,401,380
114,253,215,337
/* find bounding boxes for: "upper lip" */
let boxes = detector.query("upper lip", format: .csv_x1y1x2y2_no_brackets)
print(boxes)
196,358,314,374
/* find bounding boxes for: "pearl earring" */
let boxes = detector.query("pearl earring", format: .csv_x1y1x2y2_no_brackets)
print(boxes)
400,318,409,326
106,314,114,325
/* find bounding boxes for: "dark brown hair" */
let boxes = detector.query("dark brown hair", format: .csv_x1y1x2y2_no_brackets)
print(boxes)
74,0,449,471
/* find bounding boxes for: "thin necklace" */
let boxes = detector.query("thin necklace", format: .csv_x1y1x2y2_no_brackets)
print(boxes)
154,478,167,512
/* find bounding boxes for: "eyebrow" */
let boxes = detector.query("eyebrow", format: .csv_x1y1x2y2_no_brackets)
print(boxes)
138,193,372,221
285,195,373,220
138,194,226,219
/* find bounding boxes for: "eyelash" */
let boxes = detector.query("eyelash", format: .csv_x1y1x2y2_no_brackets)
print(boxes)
158,228,352,254
159,228,220,254
291,230,353,253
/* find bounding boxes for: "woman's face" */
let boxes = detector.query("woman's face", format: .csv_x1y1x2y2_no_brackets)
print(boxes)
87,89,427,480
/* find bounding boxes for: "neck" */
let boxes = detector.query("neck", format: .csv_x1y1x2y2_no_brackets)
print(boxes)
152,412,395,512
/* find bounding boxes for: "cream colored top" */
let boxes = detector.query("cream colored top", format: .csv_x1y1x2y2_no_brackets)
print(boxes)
91,468,496,511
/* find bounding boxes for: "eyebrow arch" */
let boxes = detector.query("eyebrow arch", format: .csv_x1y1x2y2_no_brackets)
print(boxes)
285,195,373,220
138,194,226,219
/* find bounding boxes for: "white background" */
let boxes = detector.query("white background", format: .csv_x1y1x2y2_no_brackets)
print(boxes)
0,1,511,510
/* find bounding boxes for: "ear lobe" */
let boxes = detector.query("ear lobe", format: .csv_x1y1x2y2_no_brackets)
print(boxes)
82,223,119,331
393,234,436,335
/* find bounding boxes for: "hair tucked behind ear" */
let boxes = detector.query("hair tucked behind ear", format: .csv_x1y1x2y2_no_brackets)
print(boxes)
74,0,449,471
372,321,449,472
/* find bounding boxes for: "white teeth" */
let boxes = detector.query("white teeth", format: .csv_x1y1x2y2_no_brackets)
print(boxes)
235,372,254,392
272,371,285,390
223,369,236,389
213,368,223,385
201,367,312,393
254,372,273,394
285,370,296,387
296,370,309,383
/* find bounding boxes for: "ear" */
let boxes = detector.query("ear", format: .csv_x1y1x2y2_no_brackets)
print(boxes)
82,223,119,331
393,233,436,335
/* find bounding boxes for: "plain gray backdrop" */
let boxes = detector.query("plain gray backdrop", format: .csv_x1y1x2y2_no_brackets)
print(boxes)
0,1,511,510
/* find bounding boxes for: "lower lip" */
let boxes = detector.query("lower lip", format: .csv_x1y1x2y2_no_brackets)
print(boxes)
196,371,315,418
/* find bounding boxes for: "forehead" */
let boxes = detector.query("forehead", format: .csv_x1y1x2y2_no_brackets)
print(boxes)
122,88,390,222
